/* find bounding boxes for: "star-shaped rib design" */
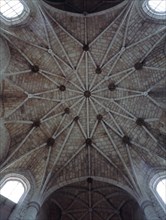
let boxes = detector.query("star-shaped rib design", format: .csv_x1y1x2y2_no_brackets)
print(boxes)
0,1,166,197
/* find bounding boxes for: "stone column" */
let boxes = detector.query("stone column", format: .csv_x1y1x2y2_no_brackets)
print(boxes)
24,201,40,220
141,200,159,220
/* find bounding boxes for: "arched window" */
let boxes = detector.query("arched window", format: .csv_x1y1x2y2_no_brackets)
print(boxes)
142,0,166,20
150,172,166,213
156,179,166,204
0,180,25,203
148,0,166,13
0,0,30,25
0,174,30,204
0,0,24,18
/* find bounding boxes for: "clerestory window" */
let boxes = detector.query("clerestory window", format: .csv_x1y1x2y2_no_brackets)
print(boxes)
0,0,24,18
150,172,166,213
0,0,30,25
156,178,166,204
142,0,166,20
0,180,25,203
0,174,30,203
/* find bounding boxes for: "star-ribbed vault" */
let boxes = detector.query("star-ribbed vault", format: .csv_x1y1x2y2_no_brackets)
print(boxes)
0,1,166,218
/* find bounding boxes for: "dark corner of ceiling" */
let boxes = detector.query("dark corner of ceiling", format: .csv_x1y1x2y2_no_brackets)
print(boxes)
43,0,125,14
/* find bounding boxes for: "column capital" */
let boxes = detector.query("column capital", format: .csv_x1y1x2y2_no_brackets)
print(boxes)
141,200,153,209
140,200,160,220
28,201,41,212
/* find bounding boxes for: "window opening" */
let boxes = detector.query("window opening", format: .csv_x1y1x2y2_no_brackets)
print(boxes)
0,0,30,25
148,0,166,14
156,179,166,204
0,180,25,203
0,0,24,18
150,172,166,213
0,174,30,204
142,0,166,20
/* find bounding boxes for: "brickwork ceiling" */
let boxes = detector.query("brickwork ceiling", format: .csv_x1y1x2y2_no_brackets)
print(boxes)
0,0,166,215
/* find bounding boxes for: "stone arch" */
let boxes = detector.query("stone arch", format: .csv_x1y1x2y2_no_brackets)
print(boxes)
42,176,140,205
0,169,36,220
40,176,145,220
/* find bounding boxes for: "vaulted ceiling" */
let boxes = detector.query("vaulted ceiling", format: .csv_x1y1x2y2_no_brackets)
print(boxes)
39,179,145,220
44,0,124,13
0,0,166,219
